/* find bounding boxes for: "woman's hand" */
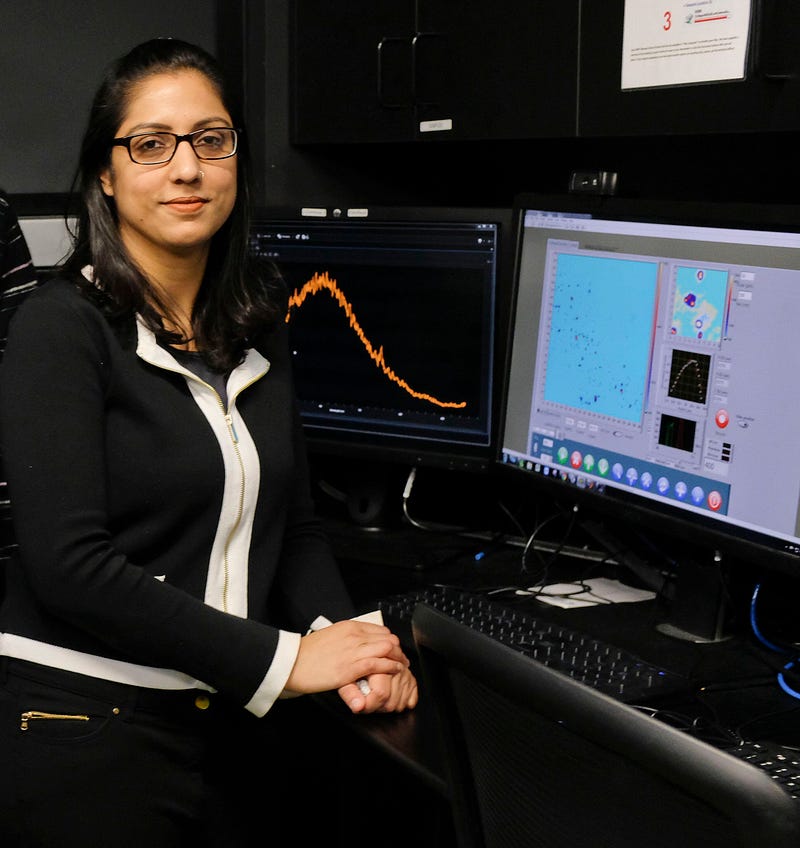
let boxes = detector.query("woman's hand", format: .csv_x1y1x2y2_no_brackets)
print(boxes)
339,665,419,714
285,619,409,696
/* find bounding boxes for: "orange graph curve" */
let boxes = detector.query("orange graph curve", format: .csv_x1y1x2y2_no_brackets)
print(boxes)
286,271,467,409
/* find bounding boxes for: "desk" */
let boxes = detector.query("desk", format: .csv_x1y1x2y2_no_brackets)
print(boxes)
334,524,800,744
301,692,455,847
317,519,800,845
313,681,446,793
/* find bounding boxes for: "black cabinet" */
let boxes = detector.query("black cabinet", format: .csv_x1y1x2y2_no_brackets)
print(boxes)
579,1,800,136
290,0,579,143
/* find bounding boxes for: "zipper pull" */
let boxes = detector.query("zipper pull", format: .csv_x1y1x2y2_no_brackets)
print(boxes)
225,414,239,444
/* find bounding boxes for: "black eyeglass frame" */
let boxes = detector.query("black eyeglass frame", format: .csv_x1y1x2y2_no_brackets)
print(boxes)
110,127,240,165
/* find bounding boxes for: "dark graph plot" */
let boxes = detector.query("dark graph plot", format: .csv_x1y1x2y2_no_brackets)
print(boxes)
668,349,711,404
658,413,697,452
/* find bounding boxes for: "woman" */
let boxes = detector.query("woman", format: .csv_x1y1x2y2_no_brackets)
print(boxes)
0,38,417,846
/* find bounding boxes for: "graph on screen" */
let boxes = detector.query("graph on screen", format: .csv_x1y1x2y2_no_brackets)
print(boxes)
286,270,468,409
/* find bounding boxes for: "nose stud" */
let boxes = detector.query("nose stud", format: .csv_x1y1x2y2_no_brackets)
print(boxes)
198,170,205,180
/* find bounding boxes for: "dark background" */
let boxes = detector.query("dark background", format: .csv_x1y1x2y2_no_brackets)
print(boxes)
5,1,800,214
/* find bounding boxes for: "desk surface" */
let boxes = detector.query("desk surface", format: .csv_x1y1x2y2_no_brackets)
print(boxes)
324,518,800,792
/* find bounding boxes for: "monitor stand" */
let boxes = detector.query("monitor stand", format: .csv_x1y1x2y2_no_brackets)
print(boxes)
315,462,473,570
655,551,731,643
580,517,730,643
313,459,407,531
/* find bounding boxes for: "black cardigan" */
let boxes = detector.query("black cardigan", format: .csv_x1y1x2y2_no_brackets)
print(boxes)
0,276,355,715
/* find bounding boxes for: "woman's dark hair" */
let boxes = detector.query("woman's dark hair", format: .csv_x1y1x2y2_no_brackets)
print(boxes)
64,37,285,371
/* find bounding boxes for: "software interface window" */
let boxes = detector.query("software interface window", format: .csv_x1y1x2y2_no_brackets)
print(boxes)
501,207,800,556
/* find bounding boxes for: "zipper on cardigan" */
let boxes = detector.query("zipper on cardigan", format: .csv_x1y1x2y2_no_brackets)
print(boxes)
222,412,246,614
219,397,244,613
190,374,259,615
21,710,90,730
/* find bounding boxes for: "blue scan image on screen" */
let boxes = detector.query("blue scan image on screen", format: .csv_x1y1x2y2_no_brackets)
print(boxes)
543,253,660,424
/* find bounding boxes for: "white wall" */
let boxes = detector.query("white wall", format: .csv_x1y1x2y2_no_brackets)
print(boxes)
18,217,73,268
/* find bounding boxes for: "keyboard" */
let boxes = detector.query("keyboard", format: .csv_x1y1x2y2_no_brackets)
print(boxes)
379,584,691,704
725,740,800,799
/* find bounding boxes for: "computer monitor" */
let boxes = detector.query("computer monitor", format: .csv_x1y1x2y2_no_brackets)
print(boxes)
249,206,511,474
499,193,800,638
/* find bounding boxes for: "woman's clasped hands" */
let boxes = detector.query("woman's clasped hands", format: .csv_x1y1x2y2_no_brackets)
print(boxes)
286,619,419,713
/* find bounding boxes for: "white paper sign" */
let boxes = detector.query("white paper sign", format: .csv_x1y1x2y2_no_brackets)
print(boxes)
621,1,752,90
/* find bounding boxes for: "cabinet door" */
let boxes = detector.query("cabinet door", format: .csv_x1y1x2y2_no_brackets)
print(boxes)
414,0,578,141
291,0,417,143
291,0,579,144
579,1,800,136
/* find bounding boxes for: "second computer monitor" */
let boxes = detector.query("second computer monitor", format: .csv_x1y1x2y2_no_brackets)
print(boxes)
249,206,511,472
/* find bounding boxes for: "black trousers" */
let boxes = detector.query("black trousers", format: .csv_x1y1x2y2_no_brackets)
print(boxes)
0,657,299,848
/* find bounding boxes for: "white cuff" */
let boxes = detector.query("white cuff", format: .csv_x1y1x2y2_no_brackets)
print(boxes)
244,629,301,717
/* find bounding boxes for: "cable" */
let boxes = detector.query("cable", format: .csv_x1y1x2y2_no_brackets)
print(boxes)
520,510,562,575
541,503,580,567
400,465,480,534
750,583,788,654
401,466,451,531
497,499,526,538
750,582,800,701
777,662,800,700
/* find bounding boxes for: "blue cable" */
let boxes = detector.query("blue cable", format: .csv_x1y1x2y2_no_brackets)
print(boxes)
750,583,800,701
778,662,800,700
749,583,788,654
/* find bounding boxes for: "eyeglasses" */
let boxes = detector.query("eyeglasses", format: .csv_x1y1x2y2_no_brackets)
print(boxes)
111,127,239,165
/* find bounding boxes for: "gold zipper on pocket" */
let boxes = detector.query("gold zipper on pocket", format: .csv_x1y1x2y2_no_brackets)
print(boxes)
20,710,90,731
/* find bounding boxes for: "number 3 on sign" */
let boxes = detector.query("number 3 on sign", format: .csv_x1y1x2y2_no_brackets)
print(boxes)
663,10,671,30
